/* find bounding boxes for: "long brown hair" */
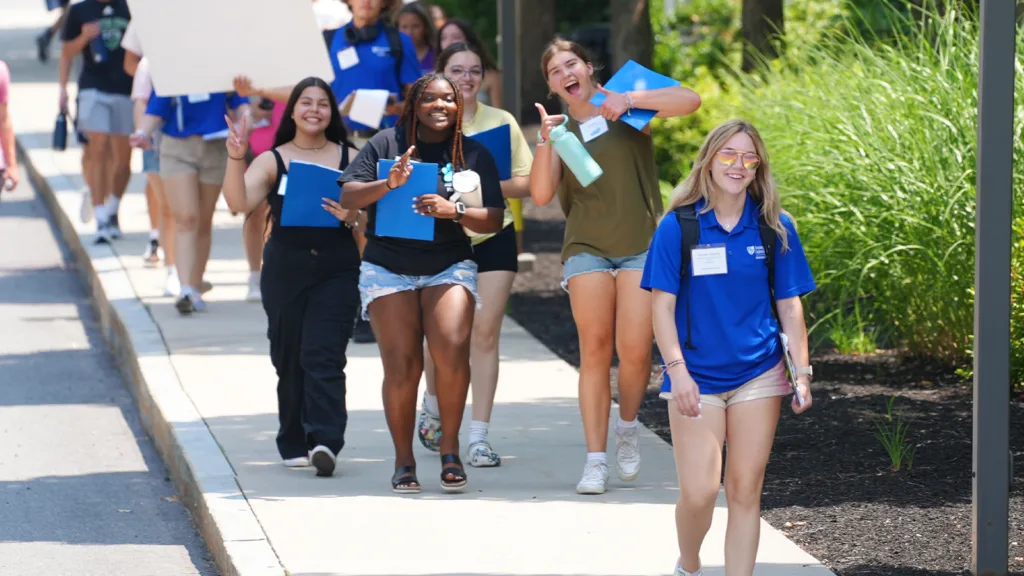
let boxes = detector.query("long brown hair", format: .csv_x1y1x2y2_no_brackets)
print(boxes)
665,119,793,251
397,73,466,169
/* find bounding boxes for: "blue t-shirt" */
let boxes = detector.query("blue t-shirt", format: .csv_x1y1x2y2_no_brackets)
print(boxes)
640,194,816,395
146,91,249,139
328,22,422,132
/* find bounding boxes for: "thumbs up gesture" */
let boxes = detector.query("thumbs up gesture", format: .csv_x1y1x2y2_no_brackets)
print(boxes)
595,84,629,122
534,103,567,143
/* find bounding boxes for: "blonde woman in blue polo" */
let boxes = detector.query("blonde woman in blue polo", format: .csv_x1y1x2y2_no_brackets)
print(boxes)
640,120,815,576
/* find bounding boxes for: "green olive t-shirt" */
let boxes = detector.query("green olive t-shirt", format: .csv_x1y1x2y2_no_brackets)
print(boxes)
556,116,662,262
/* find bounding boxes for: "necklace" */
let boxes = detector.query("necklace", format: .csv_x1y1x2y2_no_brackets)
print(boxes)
291,139,329,152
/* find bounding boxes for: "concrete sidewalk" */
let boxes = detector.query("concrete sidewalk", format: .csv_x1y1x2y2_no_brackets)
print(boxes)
4,18,834,576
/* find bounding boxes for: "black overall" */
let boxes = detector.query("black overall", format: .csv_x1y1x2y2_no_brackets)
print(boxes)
260,146,361,460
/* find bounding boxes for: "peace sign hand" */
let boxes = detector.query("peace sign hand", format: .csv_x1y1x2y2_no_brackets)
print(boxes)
225,113,250,159
595,84,629,122
535,103,567,143
386,145,416,190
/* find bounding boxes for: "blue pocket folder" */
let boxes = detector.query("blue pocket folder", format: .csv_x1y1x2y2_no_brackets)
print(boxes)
375,159,436,241
589,60,681,131
468,124,512,180
280,161,343,228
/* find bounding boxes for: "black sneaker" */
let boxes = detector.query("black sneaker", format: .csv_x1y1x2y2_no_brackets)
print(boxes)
108,213,122,239
352,317,375,343
175,294,194,316
36,31,51,63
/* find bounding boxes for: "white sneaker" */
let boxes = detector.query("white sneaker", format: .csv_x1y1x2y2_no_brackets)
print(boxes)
576,461,609,495
163,269,181,297
616,425,641,481
282,456,310,468
79,188,93,223
674,563,703,576
93,223,113,245
246,272,261,302
310,445,336,477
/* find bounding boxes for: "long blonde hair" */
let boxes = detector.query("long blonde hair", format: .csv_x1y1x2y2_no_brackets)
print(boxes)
664,119,792,251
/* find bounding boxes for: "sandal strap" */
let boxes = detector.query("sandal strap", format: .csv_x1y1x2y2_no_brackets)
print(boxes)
392,466,419,484
441,453,462,466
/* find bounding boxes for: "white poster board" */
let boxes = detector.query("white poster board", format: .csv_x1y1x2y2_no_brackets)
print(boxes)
126,0,335,98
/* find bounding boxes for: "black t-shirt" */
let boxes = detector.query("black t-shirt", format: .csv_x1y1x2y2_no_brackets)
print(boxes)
61,0,132,96
338,127,504,276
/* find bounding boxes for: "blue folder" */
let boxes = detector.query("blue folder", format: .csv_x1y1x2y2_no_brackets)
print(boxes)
280,161,343,228
468,124,512,180
375,159,436,241
589,60,681,131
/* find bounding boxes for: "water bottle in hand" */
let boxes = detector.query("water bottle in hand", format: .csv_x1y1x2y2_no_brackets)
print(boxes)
549,118,603,187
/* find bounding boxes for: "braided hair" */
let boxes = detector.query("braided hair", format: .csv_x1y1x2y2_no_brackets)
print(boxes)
397,72,466,170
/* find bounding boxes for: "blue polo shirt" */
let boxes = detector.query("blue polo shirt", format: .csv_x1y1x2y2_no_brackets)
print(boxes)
640,194,816,395
328,22,422,132
146,92,249,139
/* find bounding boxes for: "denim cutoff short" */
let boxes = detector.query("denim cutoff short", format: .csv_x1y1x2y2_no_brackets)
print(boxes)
561,250,648,292
358,259,480,320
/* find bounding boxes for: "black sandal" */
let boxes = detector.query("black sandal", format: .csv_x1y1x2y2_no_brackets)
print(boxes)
440,453,467,493
391,465,421,494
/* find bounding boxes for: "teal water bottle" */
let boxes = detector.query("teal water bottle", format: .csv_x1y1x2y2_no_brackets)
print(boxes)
548,117,603,187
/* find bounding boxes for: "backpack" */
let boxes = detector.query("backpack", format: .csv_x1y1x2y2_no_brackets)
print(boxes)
674,202,779,350
323,24,405,92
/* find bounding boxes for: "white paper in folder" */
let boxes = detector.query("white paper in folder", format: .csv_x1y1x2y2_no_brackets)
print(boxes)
126,0,334,97
348,90,390,129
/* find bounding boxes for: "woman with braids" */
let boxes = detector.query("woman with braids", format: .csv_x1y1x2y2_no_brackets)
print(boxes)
221,77,362,478
338,72,505,493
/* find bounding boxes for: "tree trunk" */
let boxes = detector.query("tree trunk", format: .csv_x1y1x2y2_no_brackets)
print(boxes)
741,0,784,72
518,0,559,124
609,0,653,71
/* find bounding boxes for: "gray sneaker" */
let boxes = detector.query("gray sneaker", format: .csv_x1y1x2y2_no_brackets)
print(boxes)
616,425,641,481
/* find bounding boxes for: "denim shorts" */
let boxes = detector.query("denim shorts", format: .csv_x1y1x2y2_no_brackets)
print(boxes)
358,259,480,321
561,250,648,292
142,147,160,174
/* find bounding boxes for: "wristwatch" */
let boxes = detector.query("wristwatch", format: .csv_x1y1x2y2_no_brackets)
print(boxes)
453,201,466,222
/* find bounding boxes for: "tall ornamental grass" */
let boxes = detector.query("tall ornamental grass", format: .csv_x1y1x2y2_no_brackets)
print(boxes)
732,5,1024,366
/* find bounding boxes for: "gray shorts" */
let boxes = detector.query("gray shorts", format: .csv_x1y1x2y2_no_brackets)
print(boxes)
77,89,134,136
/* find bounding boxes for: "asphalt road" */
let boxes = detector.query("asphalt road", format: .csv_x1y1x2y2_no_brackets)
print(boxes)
0,2,218,574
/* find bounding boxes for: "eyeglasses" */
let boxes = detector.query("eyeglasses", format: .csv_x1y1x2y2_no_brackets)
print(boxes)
716,149,761,170
447,67,483,79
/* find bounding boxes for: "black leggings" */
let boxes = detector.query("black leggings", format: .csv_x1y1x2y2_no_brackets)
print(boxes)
261,238,360,459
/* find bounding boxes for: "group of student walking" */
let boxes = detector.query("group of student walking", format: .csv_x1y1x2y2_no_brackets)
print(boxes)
47,1,818,575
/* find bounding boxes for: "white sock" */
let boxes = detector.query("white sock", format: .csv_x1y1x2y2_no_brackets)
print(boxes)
423,392,439,416
468,420,488,445
105,194,120,214
149,229,159,241
616,416,639,435
676,565,702,576
249,270,261,283
94,203,109,223
167,265,177,276
586,452,607,466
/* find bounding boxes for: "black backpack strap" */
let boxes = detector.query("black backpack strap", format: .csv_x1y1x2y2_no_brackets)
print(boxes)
674,204,700,350
757,206,780,324
383,25,405,96
323,28,336,50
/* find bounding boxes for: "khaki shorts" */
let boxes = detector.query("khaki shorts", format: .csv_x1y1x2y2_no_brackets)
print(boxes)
661,361,791,409
159,135,229,185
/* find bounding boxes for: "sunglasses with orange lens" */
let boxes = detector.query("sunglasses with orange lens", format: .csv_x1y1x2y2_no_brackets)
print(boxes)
716,149,761,170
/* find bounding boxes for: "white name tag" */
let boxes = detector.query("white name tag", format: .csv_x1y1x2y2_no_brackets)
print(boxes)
691,245,728,276
580,116,609,142
277,175,288,197
337,47,359,70
186,93,210,103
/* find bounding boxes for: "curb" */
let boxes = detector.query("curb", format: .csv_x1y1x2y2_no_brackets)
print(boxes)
17,139,285,576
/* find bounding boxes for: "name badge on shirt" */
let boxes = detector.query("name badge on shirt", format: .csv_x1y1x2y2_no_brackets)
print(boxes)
580,116,609,143
337,47,360,70
691,244,728,276
277,175,288,197
187,93,210,103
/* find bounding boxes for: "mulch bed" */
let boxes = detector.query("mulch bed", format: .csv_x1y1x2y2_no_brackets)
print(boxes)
507,200,1024,576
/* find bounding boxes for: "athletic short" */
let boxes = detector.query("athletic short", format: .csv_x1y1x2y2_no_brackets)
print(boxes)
159,135,229,185
472,224,518,273
76,89,133,135
660,361,792,409
357,259,479,321
561,250,648,292
142,133,161,174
